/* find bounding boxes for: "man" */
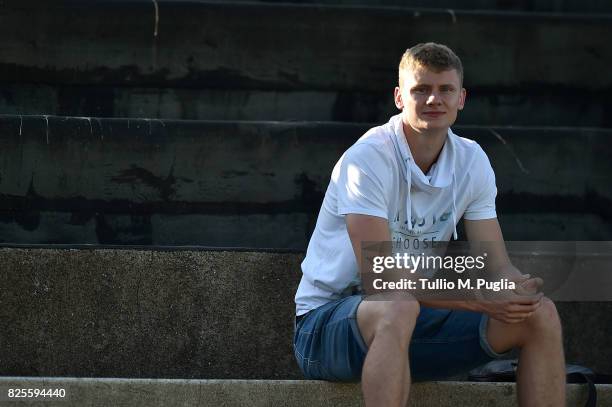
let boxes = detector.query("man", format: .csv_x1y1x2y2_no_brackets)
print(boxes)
294,43,565,407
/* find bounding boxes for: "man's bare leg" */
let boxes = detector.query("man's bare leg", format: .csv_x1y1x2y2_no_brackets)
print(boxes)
487,298,565,407
357,295,419,407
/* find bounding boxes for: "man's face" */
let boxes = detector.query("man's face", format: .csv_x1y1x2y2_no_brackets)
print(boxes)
394,65,466,134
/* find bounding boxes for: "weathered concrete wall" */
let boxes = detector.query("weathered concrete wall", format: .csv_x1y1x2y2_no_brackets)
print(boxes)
0,116,610,246
2,2,611,126
0,247,303,379
0,247,610,379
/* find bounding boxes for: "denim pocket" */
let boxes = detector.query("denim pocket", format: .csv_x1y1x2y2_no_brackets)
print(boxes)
294,323,314,373
294,345,306,373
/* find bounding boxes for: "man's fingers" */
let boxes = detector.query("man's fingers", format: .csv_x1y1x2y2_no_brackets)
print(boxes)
501,312,535,323
512,273,530,283
513,277,544,296
501,316,527,324
521,277,544,291
507,303,540,313
509,292,543,305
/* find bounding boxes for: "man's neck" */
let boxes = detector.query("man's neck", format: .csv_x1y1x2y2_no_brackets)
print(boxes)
402,122,448,174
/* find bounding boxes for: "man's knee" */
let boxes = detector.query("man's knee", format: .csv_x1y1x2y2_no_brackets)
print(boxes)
357,294,420,346
525,297,562,339
488,298,563,351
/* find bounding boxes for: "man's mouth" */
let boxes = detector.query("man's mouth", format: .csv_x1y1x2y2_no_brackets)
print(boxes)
422,111,445,118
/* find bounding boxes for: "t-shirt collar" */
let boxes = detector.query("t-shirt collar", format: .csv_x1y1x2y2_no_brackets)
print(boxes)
391,114,455,189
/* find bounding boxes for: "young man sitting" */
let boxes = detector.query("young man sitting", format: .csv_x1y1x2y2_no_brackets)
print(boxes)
294,42,565,407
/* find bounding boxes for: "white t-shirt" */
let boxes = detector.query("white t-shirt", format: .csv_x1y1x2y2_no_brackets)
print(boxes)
295,114,497,316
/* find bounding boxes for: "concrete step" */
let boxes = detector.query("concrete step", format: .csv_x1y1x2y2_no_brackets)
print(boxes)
2,211,611,248
1,246,611,378
205,0,612,14
0,377,610,407
0,116,610,246
2,80,610,128
2,2,611,126
5,2,610,90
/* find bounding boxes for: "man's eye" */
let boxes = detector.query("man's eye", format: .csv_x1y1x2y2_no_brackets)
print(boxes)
413,88,426,94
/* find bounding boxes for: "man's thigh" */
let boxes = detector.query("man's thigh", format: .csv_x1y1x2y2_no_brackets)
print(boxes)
356,292,419,347
294,295,367,382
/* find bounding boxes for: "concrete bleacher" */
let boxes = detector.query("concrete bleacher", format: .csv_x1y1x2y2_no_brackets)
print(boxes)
1,247,611,376
1,2,612,126
1,0,612,405
1,246,611,405
1,0,611,247
0,116,610,246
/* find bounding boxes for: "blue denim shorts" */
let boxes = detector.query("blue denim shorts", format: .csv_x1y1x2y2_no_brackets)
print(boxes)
293,295,508,382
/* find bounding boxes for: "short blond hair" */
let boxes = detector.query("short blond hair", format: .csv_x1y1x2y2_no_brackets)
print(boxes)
399,42,463,86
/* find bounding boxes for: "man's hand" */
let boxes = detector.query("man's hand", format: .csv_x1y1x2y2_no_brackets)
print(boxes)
475,274,543,324
513,273,544,296
477,292,543,324
464,219,546,323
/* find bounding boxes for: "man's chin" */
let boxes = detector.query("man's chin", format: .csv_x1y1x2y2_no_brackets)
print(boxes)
419,122,450,132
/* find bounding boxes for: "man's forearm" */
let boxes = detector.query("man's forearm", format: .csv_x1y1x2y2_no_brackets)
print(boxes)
492,262,527,282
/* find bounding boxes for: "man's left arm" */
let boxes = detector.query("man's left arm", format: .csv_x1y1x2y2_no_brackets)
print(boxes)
418,218,533,314
464,218,521,280
464,218,542,295
462,145,539,289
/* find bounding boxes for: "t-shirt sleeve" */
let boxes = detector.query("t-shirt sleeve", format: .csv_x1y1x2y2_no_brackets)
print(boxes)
334,144,392,219
464,146,497,220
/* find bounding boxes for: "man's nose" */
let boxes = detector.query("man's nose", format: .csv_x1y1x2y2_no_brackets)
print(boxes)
426,92,442,105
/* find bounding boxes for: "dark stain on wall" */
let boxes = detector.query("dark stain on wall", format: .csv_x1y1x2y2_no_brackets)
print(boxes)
111,165,194,202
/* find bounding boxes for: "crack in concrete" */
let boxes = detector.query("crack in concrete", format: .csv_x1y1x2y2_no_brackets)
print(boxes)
152,0,159,38
85,117,93,135
489,128,529,174
96,118,103,140
43,115,49,144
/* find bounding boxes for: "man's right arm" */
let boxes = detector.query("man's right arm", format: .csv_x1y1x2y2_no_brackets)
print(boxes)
345,213,392,269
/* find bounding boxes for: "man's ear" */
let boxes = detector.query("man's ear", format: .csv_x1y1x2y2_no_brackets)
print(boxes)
458,88,467,110
394,87,403,110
